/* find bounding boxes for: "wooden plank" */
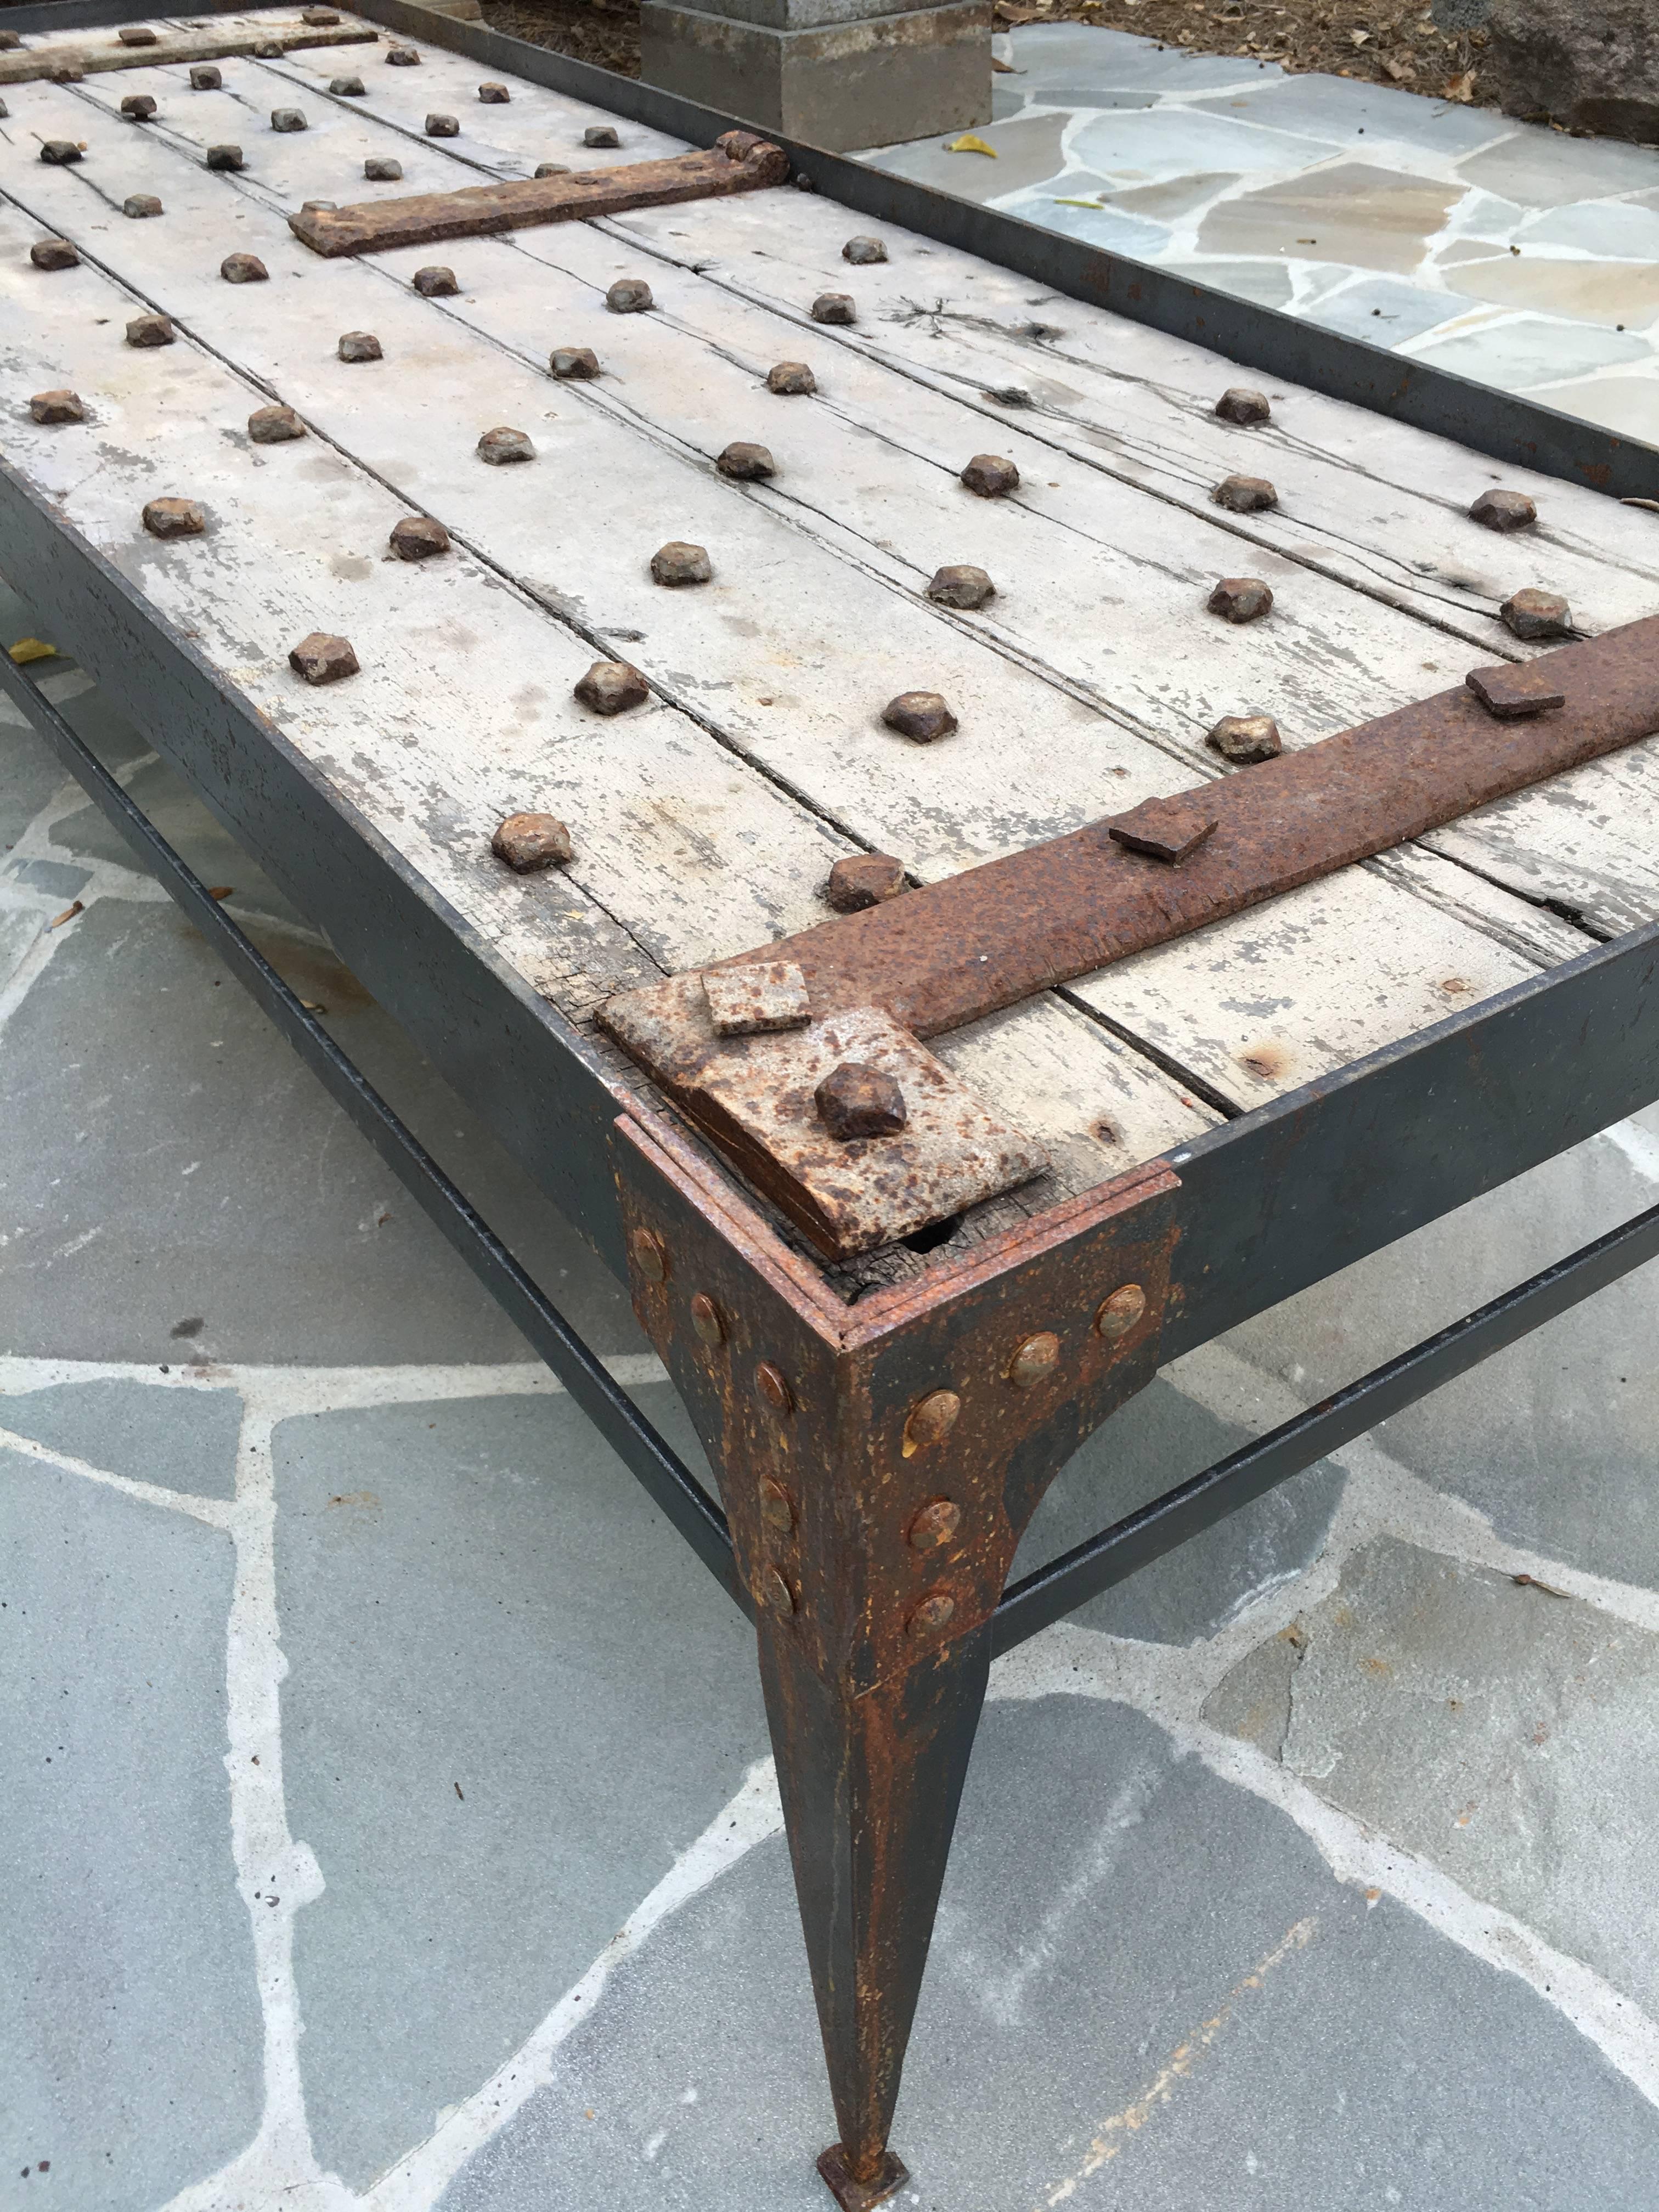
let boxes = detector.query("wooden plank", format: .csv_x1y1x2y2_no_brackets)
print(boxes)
0,16,377,84
0,140,1212,1195
289,136,789,258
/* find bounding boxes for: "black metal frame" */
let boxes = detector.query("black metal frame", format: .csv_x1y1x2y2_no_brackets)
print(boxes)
6,0,1658,496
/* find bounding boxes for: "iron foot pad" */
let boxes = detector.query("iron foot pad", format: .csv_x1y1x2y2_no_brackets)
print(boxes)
816,2144,910,2210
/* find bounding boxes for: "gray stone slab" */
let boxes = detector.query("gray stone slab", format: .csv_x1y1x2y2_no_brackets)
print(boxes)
1013,1377,1345,1645
1103,166,1242,221
1220,1110,1659,1591
0,710,71,856
1072,105,1333,186
862,111,1069,201
0,1378,242,1498
1197,159,1466,274
1159,255,1297,307
440,1697,1659,2210
0,894,644,1365
0,1453,260,2210
1190,70,1517,156
1531,370,1659,442
1305,273,1469,341
998,185,1169,256
274,1388,765,2191
1408,309,1653,386
0,900,42,994
1009,21,1268,94
1523,198,1659,259
1459,128,1659,208
3,858,91,902
1209,1535,1659,2019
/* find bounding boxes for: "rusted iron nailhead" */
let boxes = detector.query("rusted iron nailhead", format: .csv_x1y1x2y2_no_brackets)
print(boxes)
1095,1283,1147,1341
30,239,79,271
1212,472,1277,514
337,331,382,362
1208,576,1273,623
574,659,649,714
1502,588,1572,641
1109,793,1218,863
249,404,306,443
909,1589,957,1635
926,563,995,609
426,112,459,137
142,496,205,539
331,75,366,95
364,156,403,181
478,82,510,102
763,1568,796,1616
550,345,600,379
716,441,776,481
386,45,421,64
584,123,621,148
120,93,158,120
630,1226,669,1283
1207,713,1281,764
477,426,534,464
221,252,268,284
413,265,459,297
842,235,887,264
815,1061,907,1141
766,361,816,394
1470,487,1536,533
205,145,245,171
126,312,175,348
252,41,284,58
882,691,957,743
811,292,856,325
1465,663,1566,719
755,1362,794,1418
189,65,222,89
119,24,159,43
904,1390,962,1455
961,453,1019,498
651,540,712,586
1007,1331,1061,1390
824,853,906,911
389,515,450,561
606,276,653,313
124,194,163,218
690,1291,726,1346
492,811,574,871
534,162,571,178
760,1479,794,1531
48,64,86,82
30,390,86,425
39,142,83,166
288,633,359,685
271,109,308,133
0,29,18,47
1216,385,1271,426
909,1498,962,1552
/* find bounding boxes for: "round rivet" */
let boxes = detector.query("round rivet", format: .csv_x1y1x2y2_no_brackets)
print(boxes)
1007,1331,1061,1390
760,1479,794,1533
910,1589,956,1636
755,1362,793,1418
631,1227,669,1285
690,1291,726,1346
763,1567,796,1616
1095,1284,1147,1342
909,1498,961,1553
903,1389,961,1455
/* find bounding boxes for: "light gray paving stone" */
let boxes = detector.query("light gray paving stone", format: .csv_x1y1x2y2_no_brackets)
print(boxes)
0,901,43,994
1220,1108,1659,1591
4,856,91,902
1009,23,1268,94
1000,188,1169,255
273,1389,765,2190
0,1377,242,1498
1407,310,1654,385
1523,200,1659,259
0,894,643,1366
1196,159,1466,273
1304,273,1469,341
1071,105,1332,185
1190,70,1518,156
0,1452,261,2211
1159,254,1297,306
863,112,1069,201
0,706,70,855
1459,129,1659,209
438,1697,1659,2211
1207,1535,1659,2019
1531,371,1659,442
1013,1378,1345,1645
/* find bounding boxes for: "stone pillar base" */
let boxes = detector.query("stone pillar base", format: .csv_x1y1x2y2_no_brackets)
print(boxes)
641,0,990,152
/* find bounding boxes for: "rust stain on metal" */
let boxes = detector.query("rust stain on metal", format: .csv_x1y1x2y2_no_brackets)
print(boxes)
1466,662,1565,720
604,618,1659,1059
289,132,789,257
703,959,811,1036
1108,793,1218,862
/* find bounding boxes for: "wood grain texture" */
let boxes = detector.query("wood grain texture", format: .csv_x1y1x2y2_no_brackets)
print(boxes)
0,17,376,83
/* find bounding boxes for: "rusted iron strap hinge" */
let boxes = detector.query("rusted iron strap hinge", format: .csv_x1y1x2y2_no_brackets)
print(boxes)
0,24,377,83
290,131,790,256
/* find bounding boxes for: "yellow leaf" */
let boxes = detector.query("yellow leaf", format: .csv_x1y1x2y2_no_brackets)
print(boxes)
945,133,998,156
1052,197,1102,208
8,637,57,664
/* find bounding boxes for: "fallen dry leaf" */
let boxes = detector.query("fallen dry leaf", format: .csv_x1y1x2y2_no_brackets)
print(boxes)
206,885,234,899
1444,67,1476,100
48,899,84,930
1513,1572,1571,1599
946,132,999,156
8,637,57,665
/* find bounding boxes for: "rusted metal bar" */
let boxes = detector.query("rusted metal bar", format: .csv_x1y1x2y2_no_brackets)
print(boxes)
0,21,376,81
607,619,1659,1054
289,129,789,256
